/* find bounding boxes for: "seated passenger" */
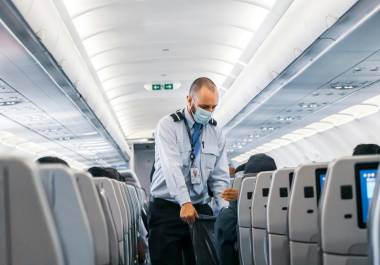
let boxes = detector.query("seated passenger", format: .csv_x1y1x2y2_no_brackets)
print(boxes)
214,153,277,265
88,166,120,180
353,143,380,156
235,162,246,174
37,156,69,167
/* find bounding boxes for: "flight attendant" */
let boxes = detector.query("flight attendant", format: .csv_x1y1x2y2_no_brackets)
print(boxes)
149,77,230,265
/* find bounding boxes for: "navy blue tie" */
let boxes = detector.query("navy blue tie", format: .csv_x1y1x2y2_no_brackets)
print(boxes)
192,122,203,160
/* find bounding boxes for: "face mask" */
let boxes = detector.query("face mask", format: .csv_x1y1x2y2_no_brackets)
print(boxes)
193,106,212,125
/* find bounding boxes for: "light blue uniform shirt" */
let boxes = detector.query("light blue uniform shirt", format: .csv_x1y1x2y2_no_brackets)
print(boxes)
151,109,230,209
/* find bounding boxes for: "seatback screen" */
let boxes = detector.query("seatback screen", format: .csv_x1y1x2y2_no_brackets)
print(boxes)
315,168,327,203
355,162,379,228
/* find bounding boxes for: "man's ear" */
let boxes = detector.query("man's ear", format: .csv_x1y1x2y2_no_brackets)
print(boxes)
186,95,192,106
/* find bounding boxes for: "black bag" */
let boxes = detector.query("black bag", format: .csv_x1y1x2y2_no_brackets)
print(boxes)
189,215,219,265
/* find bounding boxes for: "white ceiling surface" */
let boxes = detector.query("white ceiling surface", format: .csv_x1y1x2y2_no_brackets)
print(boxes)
214,0,359,126
50,0,280,139
11,0,131,156
227,2,380,160
0,21,127,169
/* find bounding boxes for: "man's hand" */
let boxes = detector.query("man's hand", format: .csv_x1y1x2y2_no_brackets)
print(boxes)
221,188,239,201
180,202,199,224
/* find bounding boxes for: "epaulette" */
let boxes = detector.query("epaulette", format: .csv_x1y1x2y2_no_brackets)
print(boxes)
170,110,184,122
209,118,217,126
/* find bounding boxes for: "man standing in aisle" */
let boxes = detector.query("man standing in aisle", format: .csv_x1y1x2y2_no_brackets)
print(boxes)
149,77,230,265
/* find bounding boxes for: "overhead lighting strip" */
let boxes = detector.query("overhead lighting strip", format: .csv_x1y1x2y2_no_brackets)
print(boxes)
233,92,380,163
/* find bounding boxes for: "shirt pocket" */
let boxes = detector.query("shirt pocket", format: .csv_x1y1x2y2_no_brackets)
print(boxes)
202,144,219,178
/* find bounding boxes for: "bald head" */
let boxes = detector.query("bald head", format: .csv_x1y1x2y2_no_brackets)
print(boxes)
189,77,217,97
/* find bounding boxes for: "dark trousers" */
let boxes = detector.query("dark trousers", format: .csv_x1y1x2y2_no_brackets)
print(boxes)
148,198,213,265
214,205,239,265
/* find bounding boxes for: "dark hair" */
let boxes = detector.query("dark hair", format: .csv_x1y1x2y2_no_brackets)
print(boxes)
37,156,69,167
88,167,120,180
235,163,246,173
244,153,277,174
353,144,380,156
189,77,217,96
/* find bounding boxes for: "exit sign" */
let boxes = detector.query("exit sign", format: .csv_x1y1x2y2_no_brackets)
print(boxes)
146,82,179,91
164,83,174,90
152,84,161,91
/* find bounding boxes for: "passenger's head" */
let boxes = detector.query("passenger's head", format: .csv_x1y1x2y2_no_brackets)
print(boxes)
88,167,120,180
244,153,277,175
186,77,218,124
120,171,138,185
105,167,122,181
37,156,69,167
235,163,246,174
353,144,380,156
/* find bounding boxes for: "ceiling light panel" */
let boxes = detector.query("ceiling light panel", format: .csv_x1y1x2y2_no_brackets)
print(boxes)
58,0,276,139
225,5,380,158
0,21,128,168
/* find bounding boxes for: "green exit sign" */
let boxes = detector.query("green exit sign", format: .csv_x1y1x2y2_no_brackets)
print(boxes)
152,84,161,91
164,83,174,90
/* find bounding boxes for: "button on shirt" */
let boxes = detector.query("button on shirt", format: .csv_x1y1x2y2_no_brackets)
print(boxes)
150,109,230,209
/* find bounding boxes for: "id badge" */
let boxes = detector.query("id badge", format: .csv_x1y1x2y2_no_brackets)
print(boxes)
190,166,201,184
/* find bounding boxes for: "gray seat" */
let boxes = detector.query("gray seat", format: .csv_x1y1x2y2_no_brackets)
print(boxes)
38,165,95,265
74,172,110,265
267,168,294,265
97,184,119,265
0,158,64,265
320,155,380,265
238,174,257,265
94,178,125,265
288,163,328,265
119,182,135,265
126,184,141,263
111,180,131,265
369,165,380,265
251,171,273,265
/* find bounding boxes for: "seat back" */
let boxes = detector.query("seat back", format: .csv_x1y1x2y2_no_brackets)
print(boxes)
288,163,327,265
232,175,244,190
111,180,131,265
75,172,110,265
320,155,380,265
369,165,380,265
0,158,64,265
267,168,294,265
94,178,125,265
238,174,257,265
127,184,140,262
39,166,95,265
96,185,119,265
119,182,134,265
251,171,273,265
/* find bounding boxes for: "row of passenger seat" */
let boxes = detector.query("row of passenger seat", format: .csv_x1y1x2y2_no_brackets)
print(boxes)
236,154,380,265
0,157,147,265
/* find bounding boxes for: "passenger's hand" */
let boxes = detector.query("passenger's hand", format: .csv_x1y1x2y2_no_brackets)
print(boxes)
180,202,199,224
221,188,239,201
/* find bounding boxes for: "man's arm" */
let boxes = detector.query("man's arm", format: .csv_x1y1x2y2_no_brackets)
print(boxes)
156,117,191,205
208,130,230,209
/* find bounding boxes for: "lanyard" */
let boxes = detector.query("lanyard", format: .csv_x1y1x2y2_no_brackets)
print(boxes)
182,109,202,164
